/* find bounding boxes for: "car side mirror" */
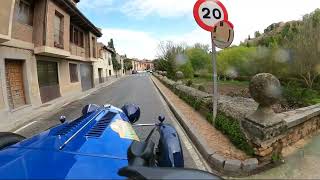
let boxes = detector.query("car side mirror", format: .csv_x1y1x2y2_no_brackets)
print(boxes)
122,104,141,124
82,104,100,115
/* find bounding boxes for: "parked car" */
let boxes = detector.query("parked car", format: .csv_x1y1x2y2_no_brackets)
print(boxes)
132,70,138,74
0,104,219,179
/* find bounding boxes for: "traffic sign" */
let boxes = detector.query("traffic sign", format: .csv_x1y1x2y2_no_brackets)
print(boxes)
193,0,234,123
193,0,229,32
212,20,234,49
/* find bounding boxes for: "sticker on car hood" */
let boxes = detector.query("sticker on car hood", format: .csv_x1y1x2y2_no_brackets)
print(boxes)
110,119,140,141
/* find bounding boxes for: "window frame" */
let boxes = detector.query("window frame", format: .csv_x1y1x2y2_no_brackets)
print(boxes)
18,0,33,26
69,63,79,83
92,37,96,58
54,11,64,49
70,25,84,48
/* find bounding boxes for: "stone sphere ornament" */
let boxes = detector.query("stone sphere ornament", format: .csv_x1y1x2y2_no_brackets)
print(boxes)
249,73,281,107
247,73,283,127
176,71,184,80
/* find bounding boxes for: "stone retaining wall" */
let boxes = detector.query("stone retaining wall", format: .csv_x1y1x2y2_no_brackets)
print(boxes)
153,73,260,176
154,72,320,176
153,73,257,122
245,104,320,162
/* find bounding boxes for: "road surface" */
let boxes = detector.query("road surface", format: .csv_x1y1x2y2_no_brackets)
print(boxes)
15,73,207,170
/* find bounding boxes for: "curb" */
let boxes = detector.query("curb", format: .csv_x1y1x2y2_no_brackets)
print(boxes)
151,74,259,177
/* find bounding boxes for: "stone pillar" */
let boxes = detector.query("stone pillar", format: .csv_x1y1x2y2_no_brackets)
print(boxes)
241,73,287,161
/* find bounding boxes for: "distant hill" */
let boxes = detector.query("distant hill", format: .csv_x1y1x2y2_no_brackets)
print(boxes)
241,20,302,47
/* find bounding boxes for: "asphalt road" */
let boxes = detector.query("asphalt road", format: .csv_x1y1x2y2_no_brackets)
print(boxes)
16,73,207,170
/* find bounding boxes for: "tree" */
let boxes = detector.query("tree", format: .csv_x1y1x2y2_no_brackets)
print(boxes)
112,53,121,71
179,60,194,79
186,46,211,72
108,39,115,50
157,41,185,79
154,59,168,71
254,31,261,38
285,9,320,88
124,58,133,71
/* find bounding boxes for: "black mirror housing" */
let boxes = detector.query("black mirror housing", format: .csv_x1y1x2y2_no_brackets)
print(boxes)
82,104,100,115
122,104,141,124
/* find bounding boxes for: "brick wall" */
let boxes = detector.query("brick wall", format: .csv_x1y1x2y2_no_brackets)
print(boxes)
70,44,85,57
281,116,320,147
46,0,70,51
11,0,33,43
33,0,46,47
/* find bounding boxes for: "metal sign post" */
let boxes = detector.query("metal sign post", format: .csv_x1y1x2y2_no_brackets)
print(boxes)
210,32,218,122
193,0,234,123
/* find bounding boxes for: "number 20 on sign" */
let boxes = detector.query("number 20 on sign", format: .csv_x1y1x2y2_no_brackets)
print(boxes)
193,0,229,32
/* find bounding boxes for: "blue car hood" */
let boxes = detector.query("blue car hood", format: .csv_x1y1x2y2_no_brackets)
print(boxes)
0,107,137,179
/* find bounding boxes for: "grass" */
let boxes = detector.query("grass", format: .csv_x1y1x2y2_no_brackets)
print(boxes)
183,76,320,108
214,112,254,156
183,77,249,87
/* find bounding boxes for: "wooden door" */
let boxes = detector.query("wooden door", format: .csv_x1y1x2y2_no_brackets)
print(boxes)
5,60,26,109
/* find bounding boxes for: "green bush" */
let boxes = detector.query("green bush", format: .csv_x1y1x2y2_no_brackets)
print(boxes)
215,112,254,156
186,80,193,87
193,99,202,111
198,85,205,92
282,85,320,107
179,60,194,79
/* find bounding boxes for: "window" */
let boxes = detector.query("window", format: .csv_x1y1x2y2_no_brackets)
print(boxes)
109,70,112,76
70,25,73,42
18,0,33,26
74,28,78,45
92,37,96,58
99,49,103,59
79,31,84,47
54,12,64,48
37,61,59,87
70,25,84,48
69,63,79,83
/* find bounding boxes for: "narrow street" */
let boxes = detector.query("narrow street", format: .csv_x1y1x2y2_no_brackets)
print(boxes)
15,73,207,170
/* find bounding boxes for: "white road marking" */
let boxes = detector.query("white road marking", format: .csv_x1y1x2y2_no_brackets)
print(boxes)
149,77,212,172
14,121,38,133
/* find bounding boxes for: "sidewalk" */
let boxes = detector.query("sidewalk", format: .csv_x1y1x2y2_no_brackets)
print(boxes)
151,76,248,160
6,76,126,132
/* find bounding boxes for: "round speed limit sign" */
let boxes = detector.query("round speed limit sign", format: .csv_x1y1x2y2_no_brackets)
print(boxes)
193,0,229,32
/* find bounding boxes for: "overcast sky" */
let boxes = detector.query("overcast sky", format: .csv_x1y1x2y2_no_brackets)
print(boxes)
78,0,320,60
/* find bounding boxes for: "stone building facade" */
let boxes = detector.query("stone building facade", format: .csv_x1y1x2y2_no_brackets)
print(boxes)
93,43,116,87
0,0,102,129
132,59,154,72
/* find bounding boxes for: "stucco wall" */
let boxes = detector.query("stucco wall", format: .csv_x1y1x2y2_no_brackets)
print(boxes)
0,46,42,112
58,60,82,96
0,0,14,36
36,56,81,97
93,49,115,86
